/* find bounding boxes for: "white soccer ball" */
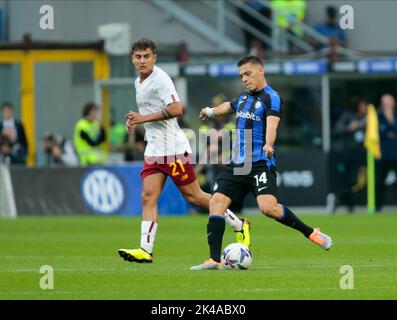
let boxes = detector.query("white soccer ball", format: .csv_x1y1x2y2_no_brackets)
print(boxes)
221,243,253,270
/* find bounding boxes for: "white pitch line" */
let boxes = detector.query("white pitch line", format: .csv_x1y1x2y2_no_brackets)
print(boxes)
0,286,396,296
252,264,397,269
0,264,396,273
0,268,132,272
0,256,113,259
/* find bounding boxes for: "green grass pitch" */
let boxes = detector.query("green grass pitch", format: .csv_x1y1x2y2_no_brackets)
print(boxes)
1,213,396,300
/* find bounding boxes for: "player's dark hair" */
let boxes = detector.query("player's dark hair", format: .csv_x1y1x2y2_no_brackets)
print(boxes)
1,101,13,110
237,55,263,68
82,102,97,117
131,38,157,55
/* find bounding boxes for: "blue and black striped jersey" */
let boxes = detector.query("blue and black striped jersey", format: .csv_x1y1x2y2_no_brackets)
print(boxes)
229,85,283,167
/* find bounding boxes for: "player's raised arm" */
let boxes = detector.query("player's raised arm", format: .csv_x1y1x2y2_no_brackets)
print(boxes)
199,102,234,120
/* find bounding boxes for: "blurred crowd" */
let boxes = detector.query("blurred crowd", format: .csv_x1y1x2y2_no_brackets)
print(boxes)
237,1,347,61
0,102,28,165
328,94,397,213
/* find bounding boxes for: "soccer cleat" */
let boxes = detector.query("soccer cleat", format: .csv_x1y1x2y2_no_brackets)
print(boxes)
190,258,223,270
235,218,251,248
118,248,153,263
309,228,333,251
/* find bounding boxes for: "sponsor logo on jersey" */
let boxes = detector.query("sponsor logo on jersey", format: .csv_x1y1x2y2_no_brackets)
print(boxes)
138,101,151,108
236,111,261,121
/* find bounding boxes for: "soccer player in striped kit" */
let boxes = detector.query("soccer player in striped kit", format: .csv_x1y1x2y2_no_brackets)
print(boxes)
191,56,333,270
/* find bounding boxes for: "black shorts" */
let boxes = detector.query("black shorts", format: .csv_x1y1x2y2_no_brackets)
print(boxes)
213,161,277,209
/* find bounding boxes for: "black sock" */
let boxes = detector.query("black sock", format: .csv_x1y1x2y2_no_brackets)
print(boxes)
276,206,314,238
207,216,225,262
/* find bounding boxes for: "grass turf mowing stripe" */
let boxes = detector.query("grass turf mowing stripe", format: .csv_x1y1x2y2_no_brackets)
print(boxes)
0,214,396,299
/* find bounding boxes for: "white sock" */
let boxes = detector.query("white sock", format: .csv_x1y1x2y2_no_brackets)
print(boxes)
140,220,158,254
224,209,243,231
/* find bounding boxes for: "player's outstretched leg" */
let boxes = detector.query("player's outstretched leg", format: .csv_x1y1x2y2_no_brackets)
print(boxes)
278,206,332,250
257,195,333,251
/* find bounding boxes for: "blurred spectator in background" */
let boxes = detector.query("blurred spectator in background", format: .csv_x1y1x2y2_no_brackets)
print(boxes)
177,105,197,165
73,102,107,166
176,104,190,130
43,133,78,167
195,140,224,194
194,93,236,214
376,94,397,212
310,6,347,62
328,97,367,212
124,124,145,162
0,134,25,164
285,87,322,147
330,103,344,130
194,139,244,215
109,108,128,163
0,102,28,165
0,8,4,41
237,0,272,58
270,0,307,54
199,93,235,162
109,108,127,152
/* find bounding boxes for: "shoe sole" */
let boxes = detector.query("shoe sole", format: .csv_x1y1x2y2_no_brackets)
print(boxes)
118,250,153,263
190,266,219,270
190,265,221,271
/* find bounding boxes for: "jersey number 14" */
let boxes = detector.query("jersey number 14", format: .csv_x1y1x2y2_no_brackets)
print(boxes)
254,172,267,186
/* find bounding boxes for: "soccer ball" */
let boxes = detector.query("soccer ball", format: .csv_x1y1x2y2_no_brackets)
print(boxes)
221,243,253,269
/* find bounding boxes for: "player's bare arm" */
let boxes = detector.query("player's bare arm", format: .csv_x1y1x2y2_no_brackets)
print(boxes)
199,102,234,120
125,101,183,128
263,115,280,158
